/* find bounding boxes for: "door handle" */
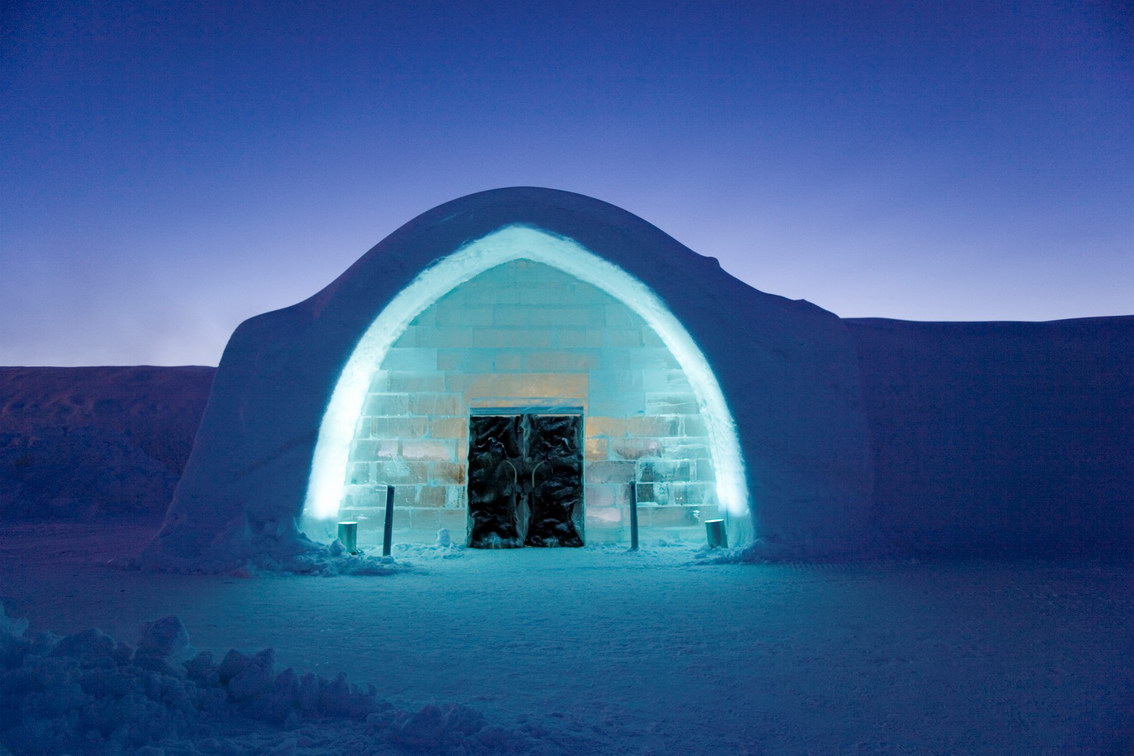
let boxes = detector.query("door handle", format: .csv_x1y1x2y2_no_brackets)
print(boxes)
499,459,518,488
530,459,549,489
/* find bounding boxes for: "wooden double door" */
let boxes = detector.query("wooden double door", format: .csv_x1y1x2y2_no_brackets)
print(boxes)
466,412,584,548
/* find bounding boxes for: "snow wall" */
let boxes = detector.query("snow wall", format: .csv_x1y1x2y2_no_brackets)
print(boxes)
0,366,213,520
848,317,1134,556
143,187,875,570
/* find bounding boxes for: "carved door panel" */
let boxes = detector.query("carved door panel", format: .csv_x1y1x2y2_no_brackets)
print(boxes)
466,412,584,548
525,414,584,547
467,415,525,547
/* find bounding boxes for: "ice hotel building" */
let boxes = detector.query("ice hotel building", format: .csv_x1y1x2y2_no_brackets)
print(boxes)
145,188,1132,569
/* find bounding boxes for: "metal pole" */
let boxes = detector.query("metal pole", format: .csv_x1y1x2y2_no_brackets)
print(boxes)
629,481,639,551
382,485,395,557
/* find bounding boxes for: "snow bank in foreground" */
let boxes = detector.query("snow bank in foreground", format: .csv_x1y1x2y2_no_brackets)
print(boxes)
0,606,540,755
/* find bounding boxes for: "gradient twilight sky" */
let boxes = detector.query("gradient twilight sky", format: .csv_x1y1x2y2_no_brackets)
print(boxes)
2,1,1131,366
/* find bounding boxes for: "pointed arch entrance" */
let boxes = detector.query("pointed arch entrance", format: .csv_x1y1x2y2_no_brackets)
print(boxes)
301,225,749,547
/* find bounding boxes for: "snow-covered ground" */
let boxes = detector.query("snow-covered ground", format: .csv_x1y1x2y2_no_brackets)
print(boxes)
2,520,1131,753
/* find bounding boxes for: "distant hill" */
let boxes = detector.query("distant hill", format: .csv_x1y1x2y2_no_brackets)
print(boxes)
0,366,214,520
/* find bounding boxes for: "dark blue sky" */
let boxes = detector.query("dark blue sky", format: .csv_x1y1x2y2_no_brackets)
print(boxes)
2,0,1131,365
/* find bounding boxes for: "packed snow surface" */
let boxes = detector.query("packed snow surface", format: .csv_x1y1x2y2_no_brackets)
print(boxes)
2,521,1131,753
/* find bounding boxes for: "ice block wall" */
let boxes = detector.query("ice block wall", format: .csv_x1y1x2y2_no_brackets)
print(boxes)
340,260,719,546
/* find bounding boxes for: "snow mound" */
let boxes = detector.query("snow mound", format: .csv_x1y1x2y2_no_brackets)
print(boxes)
266,539,420,577
693,538,902,565
0,604,545,754
137,534,420,576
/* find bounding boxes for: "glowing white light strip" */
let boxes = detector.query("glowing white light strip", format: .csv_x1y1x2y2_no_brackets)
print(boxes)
303,225,750,535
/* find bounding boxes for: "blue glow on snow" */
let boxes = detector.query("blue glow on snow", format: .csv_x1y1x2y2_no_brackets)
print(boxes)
303,225,750,539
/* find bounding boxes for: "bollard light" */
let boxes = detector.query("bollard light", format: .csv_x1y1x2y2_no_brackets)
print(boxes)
337,521,358,553
705,519,728,549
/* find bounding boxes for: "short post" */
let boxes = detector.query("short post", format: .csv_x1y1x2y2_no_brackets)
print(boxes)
628,481,639,551
705,518,728,549
382,485,396,557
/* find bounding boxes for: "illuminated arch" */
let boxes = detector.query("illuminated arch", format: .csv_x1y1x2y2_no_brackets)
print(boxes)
303,224,750,539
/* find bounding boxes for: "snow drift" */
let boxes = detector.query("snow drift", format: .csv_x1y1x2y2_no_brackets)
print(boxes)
0,366,213,520
0,605,539,754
